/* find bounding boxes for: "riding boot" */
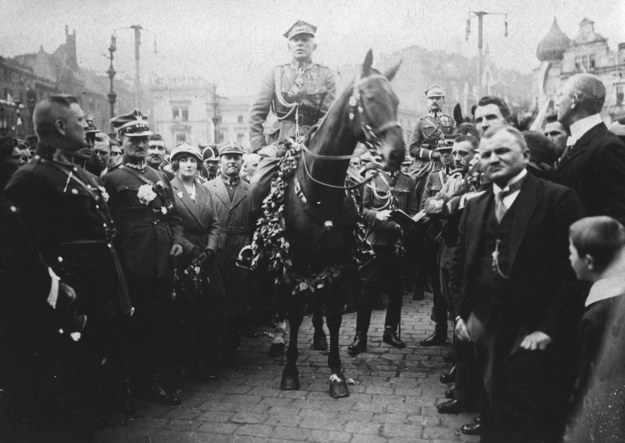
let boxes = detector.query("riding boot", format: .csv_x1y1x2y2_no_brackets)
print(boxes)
347,333,367,355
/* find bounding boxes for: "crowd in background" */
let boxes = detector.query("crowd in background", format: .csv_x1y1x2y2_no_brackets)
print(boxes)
1,70,625,443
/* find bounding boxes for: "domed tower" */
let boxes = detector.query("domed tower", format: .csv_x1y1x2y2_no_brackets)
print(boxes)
533,18,570,111
537,18,570,62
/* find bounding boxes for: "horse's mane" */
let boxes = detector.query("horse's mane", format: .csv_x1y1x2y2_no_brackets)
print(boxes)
304,68,382,146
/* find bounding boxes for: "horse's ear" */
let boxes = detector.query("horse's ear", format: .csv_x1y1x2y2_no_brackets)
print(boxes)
453,104,463,126
362,49,374,77
384,59,402,82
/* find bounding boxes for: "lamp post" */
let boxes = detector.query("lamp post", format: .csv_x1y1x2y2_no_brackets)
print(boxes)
466,11,508,99
106,34,117,131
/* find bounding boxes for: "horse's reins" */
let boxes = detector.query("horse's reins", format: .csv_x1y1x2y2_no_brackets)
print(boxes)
298,73,402,192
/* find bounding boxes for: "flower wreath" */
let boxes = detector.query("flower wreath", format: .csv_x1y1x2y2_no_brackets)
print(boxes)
249,138,371,296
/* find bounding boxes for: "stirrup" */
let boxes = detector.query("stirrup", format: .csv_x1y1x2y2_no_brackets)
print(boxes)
235,245,254,270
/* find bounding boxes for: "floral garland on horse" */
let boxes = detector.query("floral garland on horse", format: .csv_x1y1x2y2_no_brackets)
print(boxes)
249,138,371,296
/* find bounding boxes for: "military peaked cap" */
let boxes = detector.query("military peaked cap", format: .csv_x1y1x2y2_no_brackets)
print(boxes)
283,20,317,40
110,109,152,138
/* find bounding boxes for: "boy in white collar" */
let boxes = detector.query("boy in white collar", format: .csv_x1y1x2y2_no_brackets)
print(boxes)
568,216,625,404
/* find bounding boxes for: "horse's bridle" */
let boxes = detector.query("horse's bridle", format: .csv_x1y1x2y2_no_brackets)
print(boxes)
299,73,402,191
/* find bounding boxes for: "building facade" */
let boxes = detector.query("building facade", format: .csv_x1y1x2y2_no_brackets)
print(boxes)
533,18,625,120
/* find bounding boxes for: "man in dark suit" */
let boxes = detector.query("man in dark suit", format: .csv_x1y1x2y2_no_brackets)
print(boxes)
555,73,625,224
450,124,585,442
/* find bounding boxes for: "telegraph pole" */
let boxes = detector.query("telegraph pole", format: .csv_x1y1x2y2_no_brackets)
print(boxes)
130,24,142,109
466,11,508,99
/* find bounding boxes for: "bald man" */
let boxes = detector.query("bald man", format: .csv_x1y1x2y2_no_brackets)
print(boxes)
555,73,625,224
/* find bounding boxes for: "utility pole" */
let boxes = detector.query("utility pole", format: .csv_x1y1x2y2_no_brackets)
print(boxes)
106,34,117,131
130,24,142,109
466,11,508,99
211,83,228,144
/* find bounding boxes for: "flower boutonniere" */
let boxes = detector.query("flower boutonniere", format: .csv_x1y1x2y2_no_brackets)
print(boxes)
137,184,157,205
155,180,166,191
176,191,184,199
98,186,110,202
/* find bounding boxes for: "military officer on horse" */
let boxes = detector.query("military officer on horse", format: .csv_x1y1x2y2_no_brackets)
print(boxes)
248,19,337,222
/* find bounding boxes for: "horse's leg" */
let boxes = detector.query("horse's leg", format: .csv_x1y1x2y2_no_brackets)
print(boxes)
281,293,304,390
311,299,328,351
268,283,287,358
325,287,349,399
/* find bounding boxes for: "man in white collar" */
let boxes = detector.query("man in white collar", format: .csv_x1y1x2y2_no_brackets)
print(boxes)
450,124,585,442
555,73,625,224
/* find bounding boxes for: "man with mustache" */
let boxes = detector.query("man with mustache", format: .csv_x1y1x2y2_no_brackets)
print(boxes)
102,110,184,406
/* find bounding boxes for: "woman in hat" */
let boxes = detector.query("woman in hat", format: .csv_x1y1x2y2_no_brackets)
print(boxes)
169,142,226,379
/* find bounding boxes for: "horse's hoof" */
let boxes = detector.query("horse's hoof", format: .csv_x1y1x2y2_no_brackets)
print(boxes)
268,342,285,358
313,332,328,351
280,368,300,390
328,374,350,399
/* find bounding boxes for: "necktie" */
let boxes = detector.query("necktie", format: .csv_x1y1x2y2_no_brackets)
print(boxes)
494,178,525,223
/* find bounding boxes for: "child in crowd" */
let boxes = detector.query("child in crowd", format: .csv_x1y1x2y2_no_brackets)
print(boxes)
568,215,625,442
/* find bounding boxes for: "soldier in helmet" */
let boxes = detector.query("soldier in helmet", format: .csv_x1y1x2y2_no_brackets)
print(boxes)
248,19,337,222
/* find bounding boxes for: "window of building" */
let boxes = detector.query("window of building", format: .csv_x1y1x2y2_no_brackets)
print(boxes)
237,115,244,124
3,70,10,82
582,55,589,71
172,106,189,121
617,85,624,105
176,133,186,144
589,55,596,69
574,57,581,71
218,133,225,143
237,133,245,145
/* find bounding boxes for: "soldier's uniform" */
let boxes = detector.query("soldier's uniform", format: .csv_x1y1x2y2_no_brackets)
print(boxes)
348,170,419,353
407,86,456,201
5,147,134,424
248,20,337,215
102,110,184,403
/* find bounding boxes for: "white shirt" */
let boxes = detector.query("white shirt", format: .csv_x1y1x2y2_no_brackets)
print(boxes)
586,275,625,307
567,114,603,146
492,168,527,209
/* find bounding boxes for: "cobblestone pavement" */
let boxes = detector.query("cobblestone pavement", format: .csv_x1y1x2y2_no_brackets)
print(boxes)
96,293,480,442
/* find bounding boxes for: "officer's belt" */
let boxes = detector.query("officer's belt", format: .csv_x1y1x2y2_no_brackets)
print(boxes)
276,112,317,126
113,208,169,225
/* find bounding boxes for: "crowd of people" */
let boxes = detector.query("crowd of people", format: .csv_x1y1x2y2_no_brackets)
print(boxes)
2,18,625,443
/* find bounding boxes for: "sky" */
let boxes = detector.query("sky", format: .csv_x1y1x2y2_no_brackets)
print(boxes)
1,0,623,96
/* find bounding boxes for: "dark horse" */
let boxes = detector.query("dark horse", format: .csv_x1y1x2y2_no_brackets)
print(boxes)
273,50,405,398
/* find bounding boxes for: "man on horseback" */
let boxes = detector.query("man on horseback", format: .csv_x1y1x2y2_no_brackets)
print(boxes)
248,20,337,223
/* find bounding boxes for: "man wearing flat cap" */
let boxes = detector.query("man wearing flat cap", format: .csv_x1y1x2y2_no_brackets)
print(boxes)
248,19,337,221
102,109,184,405
204,141,255,360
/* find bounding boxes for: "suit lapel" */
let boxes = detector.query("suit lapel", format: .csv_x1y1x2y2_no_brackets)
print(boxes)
172,176,203,229
229,180,249,210
212,178,232,209
466,191,492,269
559,123,606,170
508,173,539,268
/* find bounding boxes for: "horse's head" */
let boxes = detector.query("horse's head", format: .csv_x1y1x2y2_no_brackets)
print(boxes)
352,50,404,171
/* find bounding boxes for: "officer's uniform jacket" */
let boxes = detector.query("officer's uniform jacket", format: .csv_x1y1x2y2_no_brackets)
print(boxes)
407,113,454,177
248,61,337,152
361,170,419,247
102,164,184,281
5,154,133,319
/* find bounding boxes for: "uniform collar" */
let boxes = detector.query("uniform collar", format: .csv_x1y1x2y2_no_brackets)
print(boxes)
290,60,313,71
220,173,240,187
